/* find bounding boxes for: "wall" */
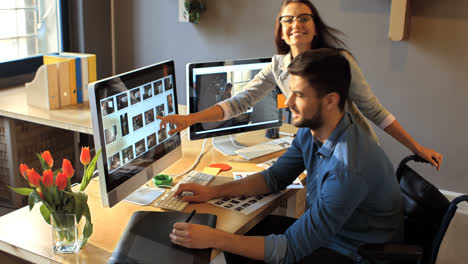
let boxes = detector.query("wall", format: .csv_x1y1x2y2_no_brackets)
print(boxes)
113,0,468,193
113,0,283,96
69,0,113,79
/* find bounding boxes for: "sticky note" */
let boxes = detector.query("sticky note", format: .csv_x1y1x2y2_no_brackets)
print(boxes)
203,167,221,175
277,94,287,108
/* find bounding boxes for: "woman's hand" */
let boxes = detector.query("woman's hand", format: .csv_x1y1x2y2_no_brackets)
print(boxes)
157,114,194,135
170,223,217,249
415,145,443,170
157,105,225,135
174,183,217,203
383,120,443,171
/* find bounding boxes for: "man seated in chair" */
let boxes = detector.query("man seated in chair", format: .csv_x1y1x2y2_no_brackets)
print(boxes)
170,49,404,264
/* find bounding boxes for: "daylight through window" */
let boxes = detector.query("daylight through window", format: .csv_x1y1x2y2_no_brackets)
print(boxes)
0,0,61,63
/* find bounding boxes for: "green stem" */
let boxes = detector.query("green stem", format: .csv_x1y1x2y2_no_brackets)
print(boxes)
66,178,72,192
80,164,87,191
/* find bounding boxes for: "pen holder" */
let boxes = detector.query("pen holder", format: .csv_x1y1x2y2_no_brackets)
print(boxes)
265,127,279,139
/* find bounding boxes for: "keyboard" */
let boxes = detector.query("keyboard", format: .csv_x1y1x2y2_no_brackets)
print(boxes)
234,137,294,160
153,171,215,211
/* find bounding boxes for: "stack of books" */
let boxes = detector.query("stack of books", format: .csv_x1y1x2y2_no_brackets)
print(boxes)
25,52,97,110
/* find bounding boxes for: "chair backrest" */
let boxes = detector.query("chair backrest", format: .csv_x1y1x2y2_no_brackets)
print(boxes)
396,155,450,263
429,194,468,263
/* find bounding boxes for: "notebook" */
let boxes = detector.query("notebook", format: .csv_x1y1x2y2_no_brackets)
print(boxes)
108,211,217,264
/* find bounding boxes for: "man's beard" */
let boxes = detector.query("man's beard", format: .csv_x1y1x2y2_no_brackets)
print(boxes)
291,102,324,130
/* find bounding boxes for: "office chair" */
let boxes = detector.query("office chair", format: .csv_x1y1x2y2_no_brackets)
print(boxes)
358,155,468,264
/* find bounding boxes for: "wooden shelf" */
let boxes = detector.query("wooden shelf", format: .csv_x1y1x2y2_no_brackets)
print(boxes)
389,0,410,41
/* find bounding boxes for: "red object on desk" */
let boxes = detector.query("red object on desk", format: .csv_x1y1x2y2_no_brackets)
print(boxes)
209,163,232,171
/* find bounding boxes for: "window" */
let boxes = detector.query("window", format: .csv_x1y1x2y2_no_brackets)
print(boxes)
0,0,62,63
0,0,68,88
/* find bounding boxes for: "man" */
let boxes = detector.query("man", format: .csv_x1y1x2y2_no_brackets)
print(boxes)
170,49,403,263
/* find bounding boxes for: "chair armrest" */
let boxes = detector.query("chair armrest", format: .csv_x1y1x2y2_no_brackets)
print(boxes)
358,243,423,262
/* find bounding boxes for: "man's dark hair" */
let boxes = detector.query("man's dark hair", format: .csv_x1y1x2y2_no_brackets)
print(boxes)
288,48,350,110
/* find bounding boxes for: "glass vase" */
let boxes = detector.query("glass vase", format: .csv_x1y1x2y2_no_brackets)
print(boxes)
50,213,81,254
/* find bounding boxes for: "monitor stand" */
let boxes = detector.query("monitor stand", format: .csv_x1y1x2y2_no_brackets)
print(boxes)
212,135,246,156
123,185,165,206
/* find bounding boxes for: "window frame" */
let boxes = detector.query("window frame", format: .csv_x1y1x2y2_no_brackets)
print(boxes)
0,0,69,88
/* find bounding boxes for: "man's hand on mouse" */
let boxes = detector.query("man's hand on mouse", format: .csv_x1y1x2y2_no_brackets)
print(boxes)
174,183,215,202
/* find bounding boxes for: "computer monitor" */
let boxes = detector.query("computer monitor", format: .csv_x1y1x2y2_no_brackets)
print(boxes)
187,58,282,155
89,60,181,207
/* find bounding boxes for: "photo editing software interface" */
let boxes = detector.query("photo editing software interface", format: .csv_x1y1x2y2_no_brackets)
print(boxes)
92,62,180,193
187,57,282,140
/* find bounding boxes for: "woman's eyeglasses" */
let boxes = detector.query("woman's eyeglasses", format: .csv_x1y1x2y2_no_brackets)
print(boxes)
279,14,314,26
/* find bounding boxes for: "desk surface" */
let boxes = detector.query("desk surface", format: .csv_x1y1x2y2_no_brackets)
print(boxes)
0,125,300,263
0,86,93,134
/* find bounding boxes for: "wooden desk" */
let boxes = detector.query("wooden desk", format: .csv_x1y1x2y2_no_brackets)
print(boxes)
0,126,303,263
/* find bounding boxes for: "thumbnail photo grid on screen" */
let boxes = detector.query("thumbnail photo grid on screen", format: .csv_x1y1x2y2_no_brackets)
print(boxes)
100,76,175,172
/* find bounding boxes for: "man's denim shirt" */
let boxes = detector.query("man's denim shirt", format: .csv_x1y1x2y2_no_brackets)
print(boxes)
260,113,403,263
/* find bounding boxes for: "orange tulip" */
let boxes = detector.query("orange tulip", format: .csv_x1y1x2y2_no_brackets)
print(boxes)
26,168,41,187
41,151,53,168
41,169,54,187
19,163,29,179
55,172,67,191
80,146,91,165
62,159,74,179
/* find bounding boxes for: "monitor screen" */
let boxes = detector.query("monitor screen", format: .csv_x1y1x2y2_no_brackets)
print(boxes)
187,58,282,144
89,60,182,207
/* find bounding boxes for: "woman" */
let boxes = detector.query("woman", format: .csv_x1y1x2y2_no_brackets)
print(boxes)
158,0,442,169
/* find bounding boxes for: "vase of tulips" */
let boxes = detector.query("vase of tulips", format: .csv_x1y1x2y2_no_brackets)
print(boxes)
8,147,101,254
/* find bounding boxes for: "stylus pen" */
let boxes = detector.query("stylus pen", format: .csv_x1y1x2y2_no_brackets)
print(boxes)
185,210,196,223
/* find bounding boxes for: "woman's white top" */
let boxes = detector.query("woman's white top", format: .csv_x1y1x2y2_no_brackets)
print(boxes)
217,51,395,142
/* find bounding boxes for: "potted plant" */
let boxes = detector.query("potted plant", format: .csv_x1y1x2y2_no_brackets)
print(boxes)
185,0,206,24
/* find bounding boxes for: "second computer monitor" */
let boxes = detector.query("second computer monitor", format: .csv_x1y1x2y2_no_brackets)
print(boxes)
187,58,282,155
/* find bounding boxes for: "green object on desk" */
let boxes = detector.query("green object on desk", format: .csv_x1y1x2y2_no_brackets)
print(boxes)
153,174,172,187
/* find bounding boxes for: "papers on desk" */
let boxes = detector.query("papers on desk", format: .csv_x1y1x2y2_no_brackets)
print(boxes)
257,157,279,169
207,170,302,215
285,177,303,189
208,190,284,215
232,171,256,181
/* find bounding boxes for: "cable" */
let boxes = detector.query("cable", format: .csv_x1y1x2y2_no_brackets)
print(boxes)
170,138,208,179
